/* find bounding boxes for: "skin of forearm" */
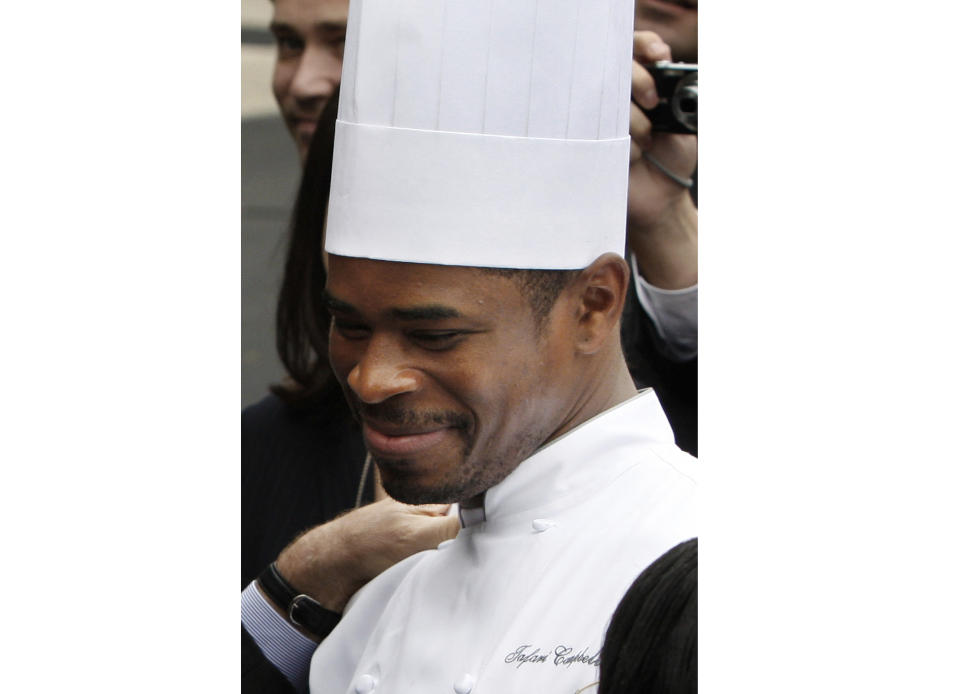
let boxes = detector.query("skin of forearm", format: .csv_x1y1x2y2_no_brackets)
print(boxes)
628,192,698,290
276,522,366,614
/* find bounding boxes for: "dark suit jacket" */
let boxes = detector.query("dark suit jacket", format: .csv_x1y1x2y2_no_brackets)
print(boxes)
242,627,296,693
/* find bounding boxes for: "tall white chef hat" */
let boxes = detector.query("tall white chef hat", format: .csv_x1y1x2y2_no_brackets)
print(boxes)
324,0,634,270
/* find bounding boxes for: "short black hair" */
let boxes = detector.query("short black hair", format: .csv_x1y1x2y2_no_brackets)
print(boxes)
482,268,579,328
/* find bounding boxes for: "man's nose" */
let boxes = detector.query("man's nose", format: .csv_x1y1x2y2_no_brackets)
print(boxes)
290,45,341,102
346,337,420,404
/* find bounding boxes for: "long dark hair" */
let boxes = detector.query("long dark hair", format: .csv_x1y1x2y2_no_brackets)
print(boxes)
600,538,698,694
270,87,345,419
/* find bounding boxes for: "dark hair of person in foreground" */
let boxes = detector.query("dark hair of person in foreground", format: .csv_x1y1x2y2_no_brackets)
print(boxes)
600,538,698,694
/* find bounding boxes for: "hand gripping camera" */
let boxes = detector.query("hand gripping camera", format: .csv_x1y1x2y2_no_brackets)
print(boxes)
642,61,698,135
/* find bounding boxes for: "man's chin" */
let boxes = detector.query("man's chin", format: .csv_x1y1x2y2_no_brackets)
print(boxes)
374,458,467,505
379,475,464,506
295,135,311,163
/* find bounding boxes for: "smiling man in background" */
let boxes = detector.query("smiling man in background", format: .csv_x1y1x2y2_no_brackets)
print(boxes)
269,0,349,162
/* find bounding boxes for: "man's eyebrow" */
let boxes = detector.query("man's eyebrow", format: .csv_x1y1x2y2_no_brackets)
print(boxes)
322,291,359,314
315,21,347,33
269,20,345,34
322,292,461,321
390,305,462,321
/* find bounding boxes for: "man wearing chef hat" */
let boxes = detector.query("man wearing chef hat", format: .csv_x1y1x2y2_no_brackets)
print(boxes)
247,0,698,691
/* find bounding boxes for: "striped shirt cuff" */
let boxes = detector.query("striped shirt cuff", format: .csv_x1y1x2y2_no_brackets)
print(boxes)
241,581,319,692
631,253,698,362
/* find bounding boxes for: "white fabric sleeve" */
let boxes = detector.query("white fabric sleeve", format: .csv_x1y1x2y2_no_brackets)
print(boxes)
630,253,698,362
241,581,319,693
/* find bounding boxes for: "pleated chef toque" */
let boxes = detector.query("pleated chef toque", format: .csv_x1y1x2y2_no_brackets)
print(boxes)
325,0,635,270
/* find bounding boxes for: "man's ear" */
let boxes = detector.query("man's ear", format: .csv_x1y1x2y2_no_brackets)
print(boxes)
570,253,630,355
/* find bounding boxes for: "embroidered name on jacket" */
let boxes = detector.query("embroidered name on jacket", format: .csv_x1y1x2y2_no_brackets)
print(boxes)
504,644,602,669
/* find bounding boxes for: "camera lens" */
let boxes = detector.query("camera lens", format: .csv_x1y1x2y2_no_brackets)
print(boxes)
671,79,698,133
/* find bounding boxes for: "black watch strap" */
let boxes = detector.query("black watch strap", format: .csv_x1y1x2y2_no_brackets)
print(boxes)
256,562,341,639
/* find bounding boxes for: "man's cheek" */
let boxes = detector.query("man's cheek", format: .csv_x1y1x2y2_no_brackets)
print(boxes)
272,68,291,103
328,348,352,389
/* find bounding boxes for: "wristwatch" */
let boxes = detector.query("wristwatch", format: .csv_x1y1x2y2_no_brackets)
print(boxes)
256,562,342,639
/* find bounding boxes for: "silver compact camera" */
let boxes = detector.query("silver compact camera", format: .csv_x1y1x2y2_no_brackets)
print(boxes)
642,61,697,135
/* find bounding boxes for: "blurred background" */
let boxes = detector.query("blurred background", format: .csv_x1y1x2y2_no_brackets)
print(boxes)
241,0,299,408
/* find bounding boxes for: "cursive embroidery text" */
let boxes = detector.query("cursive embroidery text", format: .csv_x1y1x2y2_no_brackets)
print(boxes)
503,644,601,670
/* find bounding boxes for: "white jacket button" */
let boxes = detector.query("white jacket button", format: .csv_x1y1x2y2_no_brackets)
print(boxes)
453,673,475,693
531,518,556,533
355,674,376,693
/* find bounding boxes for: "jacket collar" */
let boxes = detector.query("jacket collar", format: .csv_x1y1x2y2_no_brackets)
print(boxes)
458,389,674,529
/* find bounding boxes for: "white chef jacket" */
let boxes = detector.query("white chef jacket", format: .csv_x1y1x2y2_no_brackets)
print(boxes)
309,389,698,694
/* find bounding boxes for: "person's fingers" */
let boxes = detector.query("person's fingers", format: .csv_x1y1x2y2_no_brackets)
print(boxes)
633,30,671,64
409,503,452,517
631,60,658,110
629,101,652,151
426,514,461,545
396,513,460,554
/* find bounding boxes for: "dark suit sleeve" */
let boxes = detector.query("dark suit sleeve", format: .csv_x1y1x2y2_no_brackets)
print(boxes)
620,276,698,457
242,625,297,694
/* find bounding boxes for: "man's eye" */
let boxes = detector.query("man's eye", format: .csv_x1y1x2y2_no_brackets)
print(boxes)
410,331,464,350
274,35,304,57
332,319,369,340
320,34,347,59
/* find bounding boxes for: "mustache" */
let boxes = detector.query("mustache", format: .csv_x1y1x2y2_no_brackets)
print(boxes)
354,399,470,431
